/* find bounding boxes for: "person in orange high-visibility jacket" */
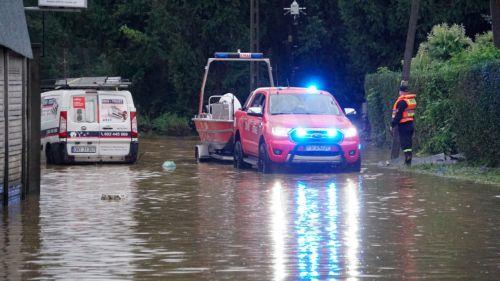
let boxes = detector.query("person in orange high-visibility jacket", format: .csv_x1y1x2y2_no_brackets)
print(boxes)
391,82,417,165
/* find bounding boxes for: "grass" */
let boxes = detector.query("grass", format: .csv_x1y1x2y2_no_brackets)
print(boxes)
405,163,500,186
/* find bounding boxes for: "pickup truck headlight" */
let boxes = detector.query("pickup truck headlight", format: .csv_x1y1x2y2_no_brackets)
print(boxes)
272,127,291,137
343,127,358,138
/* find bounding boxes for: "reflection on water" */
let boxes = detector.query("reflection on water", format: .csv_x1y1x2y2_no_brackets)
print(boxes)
1,138,499,280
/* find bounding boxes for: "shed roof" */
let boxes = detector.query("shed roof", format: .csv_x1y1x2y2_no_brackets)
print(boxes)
0,0,33,58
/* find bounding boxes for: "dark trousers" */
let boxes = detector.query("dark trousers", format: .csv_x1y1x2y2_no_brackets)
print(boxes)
398,122,414,153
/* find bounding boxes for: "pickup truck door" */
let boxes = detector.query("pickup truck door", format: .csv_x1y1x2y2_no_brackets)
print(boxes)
243,92,266,156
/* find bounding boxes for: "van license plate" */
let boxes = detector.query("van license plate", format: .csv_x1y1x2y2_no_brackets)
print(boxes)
305,145,331,151
71,146,96,153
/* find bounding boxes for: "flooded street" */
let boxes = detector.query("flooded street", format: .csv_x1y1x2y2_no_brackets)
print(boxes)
1,138,499,280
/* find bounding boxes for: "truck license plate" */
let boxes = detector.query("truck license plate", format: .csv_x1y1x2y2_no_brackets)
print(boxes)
71,146,96,153
305,145,331,151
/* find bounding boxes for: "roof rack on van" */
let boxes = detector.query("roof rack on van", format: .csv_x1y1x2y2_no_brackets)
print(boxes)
41,77,131,91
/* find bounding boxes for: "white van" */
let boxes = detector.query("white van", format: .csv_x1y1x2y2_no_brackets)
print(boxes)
41,77,138,164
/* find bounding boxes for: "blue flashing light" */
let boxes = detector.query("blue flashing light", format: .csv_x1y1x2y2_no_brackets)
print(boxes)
296,128,307,138
358,144,362,150
214,52,229,58
214,52,264,59
307,85,318,92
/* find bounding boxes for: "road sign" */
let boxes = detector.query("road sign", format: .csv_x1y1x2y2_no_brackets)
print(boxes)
38,0,87,9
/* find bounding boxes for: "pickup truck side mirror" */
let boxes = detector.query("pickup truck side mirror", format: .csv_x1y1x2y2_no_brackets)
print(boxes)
344,108,357,116
247,106,263,117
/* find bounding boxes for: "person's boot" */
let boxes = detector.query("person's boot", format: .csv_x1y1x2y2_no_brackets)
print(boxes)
404,151,412,166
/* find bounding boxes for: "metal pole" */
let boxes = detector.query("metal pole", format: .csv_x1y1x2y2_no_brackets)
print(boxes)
250,0,260,90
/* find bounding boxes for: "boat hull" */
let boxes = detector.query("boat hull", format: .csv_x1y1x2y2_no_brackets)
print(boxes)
193,118,234,151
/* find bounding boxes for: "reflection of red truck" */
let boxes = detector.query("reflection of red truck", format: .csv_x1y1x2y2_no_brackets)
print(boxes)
233,87,361,173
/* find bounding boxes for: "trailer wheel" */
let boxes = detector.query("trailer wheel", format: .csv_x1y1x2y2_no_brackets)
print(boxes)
258,142,273,174
195,146,208,163
233,140,247,169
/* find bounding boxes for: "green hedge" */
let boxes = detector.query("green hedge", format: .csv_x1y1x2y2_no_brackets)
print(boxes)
365,60,500,166
451,61,500,166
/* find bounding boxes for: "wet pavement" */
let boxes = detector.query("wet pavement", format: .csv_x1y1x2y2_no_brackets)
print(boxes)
1,137,499,280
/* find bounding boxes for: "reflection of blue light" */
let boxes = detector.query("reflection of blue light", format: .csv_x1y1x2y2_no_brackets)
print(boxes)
327,182,340,277
308,85,318,92
296,128,307,138
295,184,320,280
358,144,362,150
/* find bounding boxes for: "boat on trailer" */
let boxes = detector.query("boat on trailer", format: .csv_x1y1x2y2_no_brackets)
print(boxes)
193,52,274,161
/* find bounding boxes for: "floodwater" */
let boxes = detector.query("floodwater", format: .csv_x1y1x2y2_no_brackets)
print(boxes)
1,138,499,280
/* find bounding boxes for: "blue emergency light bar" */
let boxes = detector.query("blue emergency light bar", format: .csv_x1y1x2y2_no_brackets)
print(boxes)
214,52,264,59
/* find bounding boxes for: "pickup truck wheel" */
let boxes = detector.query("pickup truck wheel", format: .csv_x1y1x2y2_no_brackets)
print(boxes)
258,142,273,174
344,157,361,173
233,140,246,169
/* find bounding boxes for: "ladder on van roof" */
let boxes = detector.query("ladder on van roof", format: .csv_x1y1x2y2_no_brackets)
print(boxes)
41,77,131,91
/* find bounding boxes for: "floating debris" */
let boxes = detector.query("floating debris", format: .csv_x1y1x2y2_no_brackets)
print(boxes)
101,194,126,201
162,161,177,171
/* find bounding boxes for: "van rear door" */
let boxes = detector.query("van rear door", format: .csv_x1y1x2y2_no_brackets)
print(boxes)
98,93,131,157
66,92,100,157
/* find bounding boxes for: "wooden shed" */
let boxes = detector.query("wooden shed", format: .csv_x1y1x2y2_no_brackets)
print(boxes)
0,0,34,204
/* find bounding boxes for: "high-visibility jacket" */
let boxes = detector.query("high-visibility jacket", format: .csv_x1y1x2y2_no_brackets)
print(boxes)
392,92,417,124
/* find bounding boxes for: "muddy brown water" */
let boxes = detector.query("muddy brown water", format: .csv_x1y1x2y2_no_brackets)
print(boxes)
1,138,499,280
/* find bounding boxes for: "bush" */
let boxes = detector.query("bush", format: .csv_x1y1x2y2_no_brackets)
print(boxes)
365,25,500,166
451,61,500,166
365,60,500,166
151,112,191,136
365,69,400,146
421,23,472,61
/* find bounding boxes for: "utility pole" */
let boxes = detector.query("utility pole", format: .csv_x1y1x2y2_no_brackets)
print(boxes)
491,0,500,48
401,0,420,83
391,0,420,160
284,1,306,86
250,0,259,90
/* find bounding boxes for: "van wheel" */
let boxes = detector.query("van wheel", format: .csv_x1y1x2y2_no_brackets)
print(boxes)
233,140,247,169
45,146,54,165
52,145,64,165
258,142,273,174
128,153,138,164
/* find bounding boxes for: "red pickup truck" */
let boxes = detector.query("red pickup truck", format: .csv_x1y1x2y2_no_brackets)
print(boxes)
233,87,361,173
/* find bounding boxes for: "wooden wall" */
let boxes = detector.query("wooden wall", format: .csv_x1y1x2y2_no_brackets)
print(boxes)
1,47,27,203
0,48,5,200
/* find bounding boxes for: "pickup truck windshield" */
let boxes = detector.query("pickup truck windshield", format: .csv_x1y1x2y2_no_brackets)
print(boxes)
269,94,341,115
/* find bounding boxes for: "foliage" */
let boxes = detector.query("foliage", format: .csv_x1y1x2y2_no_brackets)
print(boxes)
150,113,191,136
365,26,500,166
24,0,491,121
420,23,472,61
451,61,500,166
